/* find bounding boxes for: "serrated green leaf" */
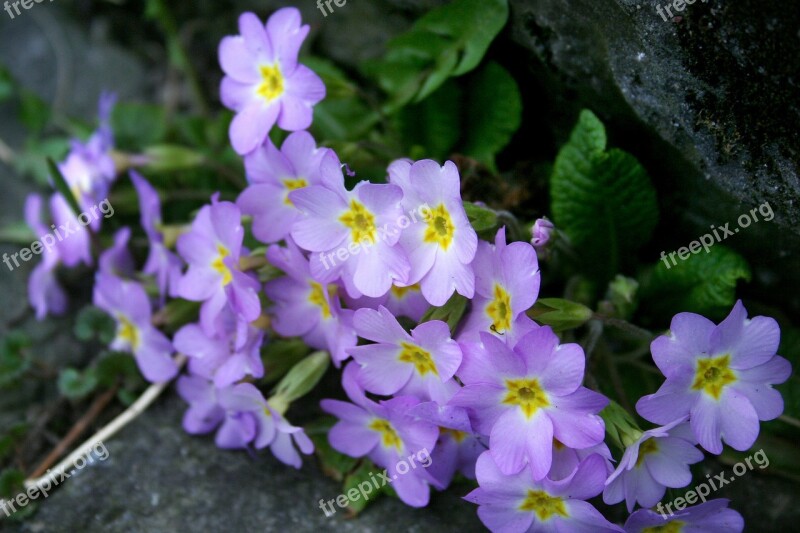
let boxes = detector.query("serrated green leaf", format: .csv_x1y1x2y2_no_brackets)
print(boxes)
461,62,522,169
365,0,508,109
74,306,117,344
639,245,751,320
58,368,99,400
550,110,659,282
396,81,462,160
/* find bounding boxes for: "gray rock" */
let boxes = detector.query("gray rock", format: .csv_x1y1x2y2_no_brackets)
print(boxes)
506,0,800,311
4,394,484,533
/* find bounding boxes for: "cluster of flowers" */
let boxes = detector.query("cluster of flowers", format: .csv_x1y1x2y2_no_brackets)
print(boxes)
24,7,791,532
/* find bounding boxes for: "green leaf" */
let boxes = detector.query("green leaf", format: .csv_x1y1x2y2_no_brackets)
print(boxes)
420,293,468,333
47,157,82,218
461,62,522,169
396,80,462,160
463,201,499,234
95,352,139,387
528,298,593,332
19,90,50,134
57,368,99,400
342,460,391,515
111,103,167,149
141,145,205,172
0,422,27,461
270,352,330,412
639,245,751,320
74,306,117,344
0,332,32,389
365,0,509,109
550,110,659,282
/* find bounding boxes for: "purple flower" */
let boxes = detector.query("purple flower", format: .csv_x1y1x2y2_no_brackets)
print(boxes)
130,171,183,305
465,452,623,533
56,92,116,216
451,329,607,478
93,272,178,382
321,381,439,507
549,441,614,481
342,282,430,322
389,158,477,306
24,194,67,319
175,197,261,335
265,237,356,365
98,228,135,278
177,377,314,466
219,9,325,154
459,227,540,341
531,218,554,250
174,319,265,388
49,193,93,267
624,499,744,533
348,305,462,403
636,301,791,454
237,131,327,244
290,151,411,298
603,418,704,511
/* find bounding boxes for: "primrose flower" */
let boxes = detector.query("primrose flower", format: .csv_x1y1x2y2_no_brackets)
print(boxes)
130,171,183,305
451,329,607,478
465,452,623,533
459,227,540,341
175,197,261,335
342,282,430,322
549,440,614,481
531,218,554,252
603,418,704,512
321,383,439,507
24,194,67,319
93,272,177,383
98,228,134,278
636,301,791,454
174,319,265,388
290,150,410,298
348,306,462,403
624,499,744,533
265,237,356,365
177,376,255,449
219,9,325,154
56,92,116,217
389,159,477,306
49,194,93,267
217,382,314,467
237,131,327,244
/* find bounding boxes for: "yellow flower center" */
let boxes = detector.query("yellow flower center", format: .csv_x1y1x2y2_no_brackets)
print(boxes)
282,178,308,205
486,284,512,333
519,490,568,521
423,203,455,250
398,342,438,376
691,354,737,400
503,378,550,418
635,438,659,467
308,281,332,319
440,428,468,443
257,64,285,102
391,283,420,299
116,315,141,351
369,419,402,450
211,244,233,286
642,521,685,533
339,199,377,244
